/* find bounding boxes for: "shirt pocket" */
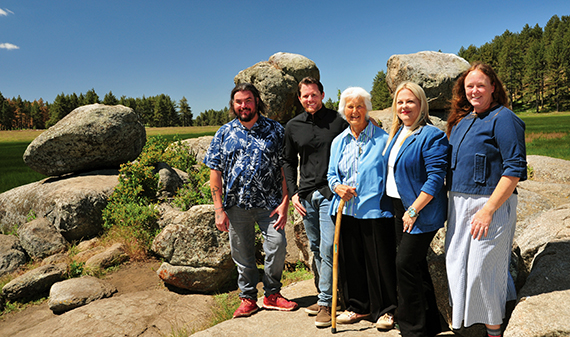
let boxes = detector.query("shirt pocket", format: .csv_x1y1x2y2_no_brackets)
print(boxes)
474,153,487,184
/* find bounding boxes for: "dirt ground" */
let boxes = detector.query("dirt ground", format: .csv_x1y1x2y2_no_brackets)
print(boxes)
0,258,182,329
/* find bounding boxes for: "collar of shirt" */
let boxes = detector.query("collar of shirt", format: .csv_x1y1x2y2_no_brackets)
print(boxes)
341,119,375,143
301,106,328,122
229,113,266,130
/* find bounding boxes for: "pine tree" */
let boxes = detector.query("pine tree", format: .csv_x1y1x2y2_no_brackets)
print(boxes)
178,97,193,126
103,91,119,105
84,88,99,105
524,40,546,112
371,70,392,110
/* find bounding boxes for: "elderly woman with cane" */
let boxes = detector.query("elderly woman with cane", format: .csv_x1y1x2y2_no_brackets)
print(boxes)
327,87,397,331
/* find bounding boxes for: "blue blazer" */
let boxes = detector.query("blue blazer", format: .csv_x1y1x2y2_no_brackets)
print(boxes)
384,124,449,233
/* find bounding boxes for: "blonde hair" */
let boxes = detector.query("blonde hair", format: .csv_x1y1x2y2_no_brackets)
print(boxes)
383,82,431,155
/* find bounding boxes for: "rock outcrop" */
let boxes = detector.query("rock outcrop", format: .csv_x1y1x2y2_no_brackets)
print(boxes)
386,51,470,111
234,52,319,122
0,169,119,241
23,104,146,177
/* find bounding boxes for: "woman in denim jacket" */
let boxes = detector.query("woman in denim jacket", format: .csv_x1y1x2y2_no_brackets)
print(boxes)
445,63,527,337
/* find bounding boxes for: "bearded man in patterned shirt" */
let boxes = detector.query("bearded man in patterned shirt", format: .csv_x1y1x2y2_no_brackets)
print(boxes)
204,82,298,319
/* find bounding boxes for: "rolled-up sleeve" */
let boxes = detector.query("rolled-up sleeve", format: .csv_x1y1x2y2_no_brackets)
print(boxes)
496,113,527,181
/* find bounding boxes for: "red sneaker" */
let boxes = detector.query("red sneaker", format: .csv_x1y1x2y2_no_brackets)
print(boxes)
233,297,259,318
262,292,299,311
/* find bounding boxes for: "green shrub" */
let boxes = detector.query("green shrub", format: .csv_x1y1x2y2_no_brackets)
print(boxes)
101,134,211,253
172,163,212,211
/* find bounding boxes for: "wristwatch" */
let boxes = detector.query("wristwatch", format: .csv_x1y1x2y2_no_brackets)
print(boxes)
407,206,418,218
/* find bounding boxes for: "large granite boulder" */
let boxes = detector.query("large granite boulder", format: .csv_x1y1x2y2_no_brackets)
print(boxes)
0,169,119,241
234,52,320,122
152,205,234,293
386,51,470,111
23,104,146,177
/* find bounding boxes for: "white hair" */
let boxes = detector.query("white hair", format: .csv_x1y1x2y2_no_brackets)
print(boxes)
338,87,372,120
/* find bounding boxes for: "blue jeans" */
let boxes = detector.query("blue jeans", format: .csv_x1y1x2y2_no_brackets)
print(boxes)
226,206,286,300
300,190,335,307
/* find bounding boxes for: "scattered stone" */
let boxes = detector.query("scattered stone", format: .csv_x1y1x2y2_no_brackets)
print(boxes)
156,262,234,293
155,162,184,199
505,290,570,337
17,217,67,260
23,104,146,177
527,155,570,184
76,237,100,252
40,253,71,266
85,243,129,270
2,263,67,301
514,204,570,271
48,276,117,313
1,289,215,337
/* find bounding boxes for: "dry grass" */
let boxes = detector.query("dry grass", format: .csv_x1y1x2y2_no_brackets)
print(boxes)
0,126,220,143
0,130,45,142
525,132,566,142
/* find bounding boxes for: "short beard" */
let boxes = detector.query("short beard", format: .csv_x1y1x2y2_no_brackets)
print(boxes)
237,108,257,123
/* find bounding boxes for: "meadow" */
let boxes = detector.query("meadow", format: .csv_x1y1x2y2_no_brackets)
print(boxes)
0,126,219,194
0,113,568,194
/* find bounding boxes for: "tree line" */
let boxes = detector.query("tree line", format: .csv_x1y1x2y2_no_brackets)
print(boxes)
459,14,570,113
370,14,570,113
0,89,231,131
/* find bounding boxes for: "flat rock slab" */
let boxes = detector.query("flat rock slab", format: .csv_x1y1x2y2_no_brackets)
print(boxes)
2,290,214,337
193,279,404,337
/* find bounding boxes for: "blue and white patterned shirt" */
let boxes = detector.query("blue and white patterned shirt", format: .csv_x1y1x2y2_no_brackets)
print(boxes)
203,115,285,210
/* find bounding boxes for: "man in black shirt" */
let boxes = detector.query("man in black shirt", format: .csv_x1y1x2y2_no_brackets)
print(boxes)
283,77,348,328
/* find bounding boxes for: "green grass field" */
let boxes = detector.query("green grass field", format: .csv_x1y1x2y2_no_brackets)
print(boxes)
0,126,220,194
0,114,568,194
519,112,570,160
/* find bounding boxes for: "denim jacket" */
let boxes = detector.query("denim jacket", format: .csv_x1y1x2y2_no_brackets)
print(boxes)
448,105,527,195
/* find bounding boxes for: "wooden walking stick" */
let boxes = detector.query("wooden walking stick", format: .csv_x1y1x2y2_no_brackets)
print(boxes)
331,199,345,334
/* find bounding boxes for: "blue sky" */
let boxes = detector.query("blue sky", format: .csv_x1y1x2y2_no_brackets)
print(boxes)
1,1,568,115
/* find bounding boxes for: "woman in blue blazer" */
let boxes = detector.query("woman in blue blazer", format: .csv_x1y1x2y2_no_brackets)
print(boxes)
383,81,449,337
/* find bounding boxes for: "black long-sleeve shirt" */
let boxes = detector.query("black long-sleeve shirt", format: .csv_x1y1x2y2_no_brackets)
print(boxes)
283,107,348,201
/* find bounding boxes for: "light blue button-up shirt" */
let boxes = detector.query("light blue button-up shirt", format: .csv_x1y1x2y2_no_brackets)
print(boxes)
327,121,392,219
